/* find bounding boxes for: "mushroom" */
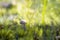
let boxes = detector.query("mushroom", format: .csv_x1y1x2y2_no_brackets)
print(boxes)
0,2,13,9
20,20,26,31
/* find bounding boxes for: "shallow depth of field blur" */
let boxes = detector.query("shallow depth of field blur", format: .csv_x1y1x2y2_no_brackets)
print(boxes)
0,0,60,40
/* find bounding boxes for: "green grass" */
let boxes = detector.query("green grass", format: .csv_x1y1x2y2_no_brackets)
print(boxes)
0,0,60,40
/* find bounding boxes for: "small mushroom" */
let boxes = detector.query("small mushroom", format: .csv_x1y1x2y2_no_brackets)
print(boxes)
20,20,26,31
0,2,13,9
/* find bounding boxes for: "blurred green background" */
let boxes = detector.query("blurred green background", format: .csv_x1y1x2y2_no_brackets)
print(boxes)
0,0,60,40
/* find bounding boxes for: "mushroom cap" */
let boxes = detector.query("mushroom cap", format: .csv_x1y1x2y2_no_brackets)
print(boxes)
20,20,26,24
0,2,12,9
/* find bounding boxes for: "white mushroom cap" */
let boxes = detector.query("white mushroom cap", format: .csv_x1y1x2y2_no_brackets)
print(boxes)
0,2,11,8
20,20,26,24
